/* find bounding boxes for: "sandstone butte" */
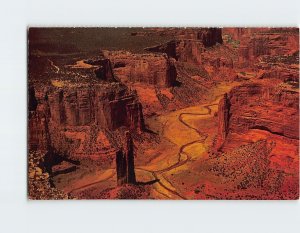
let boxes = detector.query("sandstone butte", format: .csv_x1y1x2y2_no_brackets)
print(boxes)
28,27,299,200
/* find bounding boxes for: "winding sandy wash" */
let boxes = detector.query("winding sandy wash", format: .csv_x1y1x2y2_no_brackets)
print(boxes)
28,28,299,200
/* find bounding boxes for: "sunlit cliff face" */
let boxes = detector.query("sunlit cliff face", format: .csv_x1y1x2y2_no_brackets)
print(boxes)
28,28,299,200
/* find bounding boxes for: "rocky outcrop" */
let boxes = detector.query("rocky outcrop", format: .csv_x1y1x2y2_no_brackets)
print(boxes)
126,102,145,133
237,31,299,68
84,58,116,82
257,67,299,83
28,111,49,151
197,28,223,47
28,83,145,160
145,28,223,65
131,27,222,44
237,37,271,67
46,84,143,130
223,28,269,42
116,131,136,185
28,151,72,200
221,28,299,77
216,83,299,151
104,51,177,87
145,40,179,59
146,40,204,64
215,93,230,150
174,28,223,47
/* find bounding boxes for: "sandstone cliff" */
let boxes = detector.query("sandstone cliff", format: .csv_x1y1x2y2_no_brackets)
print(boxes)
145,28,223,65
84,58,117,82
216,83,299,151
196,28,223,47
237,30,299,68
28,82,145,162
104,51,177,87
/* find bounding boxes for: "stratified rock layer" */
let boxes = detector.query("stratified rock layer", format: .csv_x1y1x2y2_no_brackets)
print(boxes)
104,51,177,87
28,83,145,161
84,58,117,82
216,83,299,151
145,28,223,65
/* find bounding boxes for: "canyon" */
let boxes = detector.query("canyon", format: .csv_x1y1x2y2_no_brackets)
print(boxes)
28,27,299,200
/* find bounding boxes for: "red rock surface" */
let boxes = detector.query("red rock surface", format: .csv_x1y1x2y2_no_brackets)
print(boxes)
116,131,136,185
86,58,116,82
29,83,144,159
29,74,145,161
28,27,299,200
145,28,223,64
104,50,177,87
216,83,299,151
223,28,299,71
213,82,299,199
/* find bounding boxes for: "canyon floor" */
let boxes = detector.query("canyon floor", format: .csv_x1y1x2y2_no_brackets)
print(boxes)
28,28,299,200
50,82,230,199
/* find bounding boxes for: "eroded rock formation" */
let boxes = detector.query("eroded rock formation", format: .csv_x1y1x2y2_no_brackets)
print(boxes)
216,83,299,151
28,27,299,200
215,93,230,150
28,82,145,162
196,28,223,47
145,28,223,65
234,29,299,68
104,51,177,87
116,131,136,185
84,58,117,82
